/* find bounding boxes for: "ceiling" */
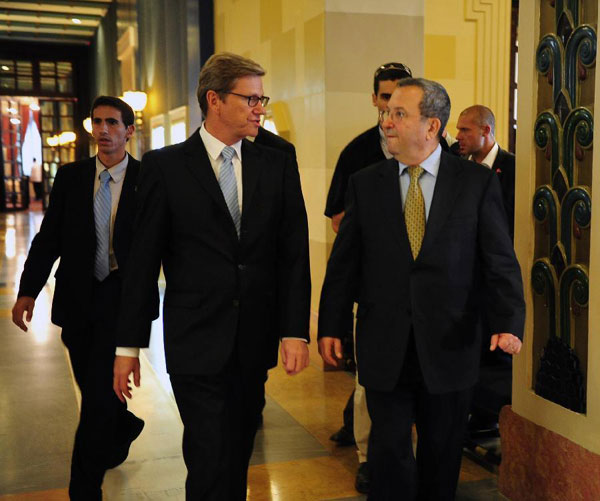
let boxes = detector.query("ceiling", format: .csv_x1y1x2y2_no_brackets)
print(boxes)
0,0,113,45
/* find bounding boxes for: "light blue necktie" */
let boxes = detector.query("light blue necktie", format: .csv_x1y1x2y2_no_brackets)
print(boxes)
219,146,241,237
94,169,112,281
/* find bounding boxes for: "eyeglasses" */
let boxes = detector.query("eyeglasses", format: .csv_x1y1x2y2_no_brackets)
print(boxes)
374,62,412,79
379,109,406,123
222,91,270,108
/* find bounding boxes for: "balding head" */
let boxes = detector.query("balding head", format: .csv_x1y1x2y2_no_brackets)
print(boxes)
456,105,497,162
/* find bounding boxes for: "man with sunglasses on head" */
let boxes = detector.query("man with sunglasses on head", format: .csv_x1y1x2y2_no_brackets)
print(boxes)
113,52,311,500
324,61,413,494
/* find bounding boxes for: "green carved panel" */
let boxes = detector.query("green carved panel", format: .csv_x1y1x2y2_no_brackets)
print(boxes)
532,0,596,413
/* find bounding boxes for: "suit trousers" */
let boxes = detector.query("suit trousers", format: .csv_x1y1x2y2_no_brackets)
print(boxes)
170,358,268,501
62,272,136,500
365,334,472,501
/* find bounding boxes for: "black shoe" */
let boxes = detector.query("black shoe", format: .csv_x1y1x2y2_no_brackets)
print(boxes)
329,426,356,446
355,462,370,494
107,416,144,469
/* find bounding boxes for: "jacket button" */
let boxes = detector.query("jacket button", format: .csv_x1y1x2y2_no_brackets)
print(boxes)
232,299,240,307
238,264,246,271
406,307,412,315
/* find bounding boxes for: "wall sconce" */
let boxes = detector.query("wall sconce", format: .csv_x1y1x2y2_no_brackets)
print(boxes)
47,135,59,147
122,91,147,113
121,90,148,154
83,117,92,134
58,131,76,145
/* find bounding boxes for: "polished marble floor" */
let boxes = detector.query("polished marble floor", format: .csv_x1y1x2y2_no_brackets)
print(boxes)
0,210,506,500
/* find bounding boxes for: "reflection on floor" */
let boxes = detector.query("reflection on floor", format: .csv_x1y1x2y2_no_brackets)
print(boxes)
0,210,507,500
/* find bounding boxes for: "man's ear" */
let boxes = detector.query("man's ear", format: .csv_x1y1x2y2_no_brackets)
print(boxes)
481,124,492,137
206,90,221,113
371,93,377,107
427,118,442,140
125,124,135,142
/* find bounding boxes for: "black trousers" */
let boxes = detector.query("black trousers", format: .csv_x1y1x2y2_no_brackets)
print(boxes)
366,335,472,501
170,359,268,501
62,272,137,500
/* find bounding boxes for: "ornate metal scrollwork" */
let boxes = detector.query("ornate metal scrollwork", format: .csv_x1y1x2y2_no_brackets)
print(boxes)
534,111,561,177
532,0,594,414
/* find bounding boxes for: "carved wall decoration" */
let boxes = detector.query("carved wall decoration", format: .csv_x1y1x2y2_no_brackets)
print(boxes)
532,0,596,413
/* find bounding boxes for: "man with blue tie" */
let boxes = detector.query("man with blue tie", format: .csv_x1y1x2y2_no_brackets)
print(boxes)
12,96,157,500
113,52,311,500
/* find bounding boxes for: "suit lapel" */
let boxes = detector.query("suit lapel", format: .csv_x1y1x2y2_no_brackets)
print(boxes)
84,156,97,244
183,130,240,240
113,154,138,238
420,152,463,255
377,159,413,255
240,139,261,221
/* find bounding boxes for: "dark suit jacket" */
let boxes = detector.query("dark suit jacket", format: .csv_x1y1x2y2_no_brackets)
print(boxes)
116,130,311,376
18,155,158,336
254,126,298,169
492,147,515,240
318,151,525,394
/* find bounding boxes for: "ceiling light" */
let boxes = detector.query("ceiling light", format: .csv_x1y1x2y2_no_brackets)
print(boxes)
71,18,82,24
8,107,18,114
1,65,9,71
10,118,21,125
29,103,40,111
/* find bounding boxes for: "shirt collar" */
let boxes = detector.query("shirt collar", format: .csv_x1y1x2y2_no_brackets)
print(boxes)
468,142,499,169
199,122,243,162
96,153,128,182
398,143,442,178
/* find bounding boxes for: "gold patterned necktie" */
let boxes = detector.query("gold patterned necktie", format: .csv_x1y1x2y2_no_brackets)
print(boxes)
404,165,426,259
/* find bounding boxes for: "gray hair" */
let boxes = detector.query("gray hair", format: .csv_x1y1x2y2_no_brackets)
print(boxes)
197,52,266,117
397,78,451,140
460,105,496,136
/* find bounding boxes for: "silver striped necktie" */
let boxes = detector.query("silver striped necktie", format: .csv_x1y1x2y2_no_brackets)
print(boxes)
93,169,112,281
219,146,241,237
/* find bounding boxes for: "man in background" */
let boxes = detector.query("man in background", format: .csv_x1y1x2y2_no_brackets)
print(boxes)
456,105,515,239
12,96,156,500
456,104,517,438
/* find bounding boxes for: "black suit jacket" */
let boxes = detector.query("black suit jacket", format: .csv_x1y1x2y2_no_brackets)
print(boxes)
18,154,158,334
116,130,311,376
492,147,516,240
254,126,298,169
318,151,525,393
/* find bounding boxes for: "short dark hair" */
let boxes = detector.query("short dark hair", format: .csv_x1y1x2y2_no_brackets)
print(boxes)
91,96,134,127
397,78,450,140
373,62,412,95
197,52,266,117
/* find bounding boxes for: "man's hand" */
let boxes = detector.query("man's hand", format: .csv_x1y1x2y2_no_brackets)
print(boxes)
12,296,35,332
318,336,343,367
280,339,309,375
490,333,522,355
331,212,345,234
113,355,141,403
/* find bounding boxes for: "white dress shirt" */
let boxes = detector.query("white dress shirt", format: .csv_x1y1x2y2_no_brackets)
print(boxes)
469,142,499,169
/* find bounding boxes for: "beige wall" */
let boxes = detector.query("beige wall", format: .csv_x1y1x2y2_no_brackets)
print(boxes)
215,0,424,319
425,0,512,148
